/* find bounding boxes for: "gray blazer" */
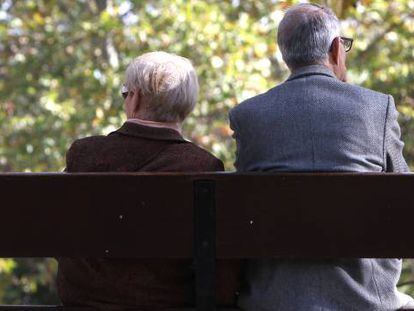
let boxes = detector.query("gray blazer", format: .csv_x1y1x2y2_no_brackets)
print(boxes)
229,65,413,310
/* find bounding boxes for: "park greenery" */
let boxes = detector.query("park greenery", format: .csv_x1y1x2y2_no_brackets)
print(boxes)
0,0,413,304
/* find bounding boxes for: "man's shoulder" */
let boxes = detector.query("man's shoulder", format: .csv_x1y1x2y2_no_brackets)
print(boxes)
230,80,390,117
298,74,390,104
342,82,390,102
229,88,276,117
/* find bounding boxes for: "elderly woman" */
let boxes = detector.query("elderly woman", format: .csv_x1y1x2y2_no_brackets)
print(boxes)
58,52,239,309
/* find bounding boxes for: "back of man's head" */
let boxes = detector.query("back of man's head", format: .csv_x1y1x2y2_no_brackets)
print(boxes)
277,3,340,70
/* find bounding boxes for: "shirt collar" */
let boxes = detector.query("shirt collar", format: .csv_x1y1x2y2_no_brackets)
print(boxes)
126,118,182,134
287,65,337,82
111,121,187,143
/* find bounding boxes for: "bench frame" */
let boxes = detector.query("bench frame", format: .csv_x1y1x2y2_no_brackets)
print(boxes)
1,172,414,310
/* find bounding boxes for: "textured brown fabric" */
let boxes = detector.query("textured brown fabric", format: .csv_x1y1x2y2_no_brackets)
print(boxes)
57,122,240,309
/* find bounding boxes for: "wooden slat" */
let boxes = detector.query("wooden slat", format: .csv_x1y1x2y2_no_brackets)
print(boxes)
0,307,93,310
1,173,414,258
0,307,239,311
0,173,194,257
215,173,414,258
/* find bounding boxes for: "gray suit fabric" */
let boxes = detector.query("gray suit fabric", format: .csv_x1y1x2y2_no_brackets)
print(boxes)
229,65,414,310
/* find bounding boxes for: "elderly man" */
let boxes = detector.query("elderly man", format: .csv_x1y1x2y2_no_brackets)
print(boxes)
58,52,239,309
229,3,414,311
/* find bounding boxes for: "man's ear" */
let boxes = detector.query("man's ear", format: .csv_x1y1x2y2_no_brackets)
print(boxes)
329,37,341,65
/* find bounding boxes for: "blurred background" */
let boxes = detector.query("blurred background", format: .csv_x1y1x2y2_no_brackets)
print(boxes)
0,0,413,304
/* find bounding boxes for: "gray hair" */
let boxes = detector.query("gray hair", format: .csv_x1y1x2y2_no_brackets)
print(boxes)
277,3,340,69
125,51,199,122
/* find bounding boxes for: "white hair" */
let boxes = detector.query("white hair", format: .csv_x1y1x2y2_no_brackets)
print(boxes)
277,3,341,69
125,51,199,122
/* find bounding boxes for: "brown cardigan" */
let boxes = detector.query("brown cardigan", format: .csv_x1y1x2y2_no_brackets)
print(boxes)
57,122,240,309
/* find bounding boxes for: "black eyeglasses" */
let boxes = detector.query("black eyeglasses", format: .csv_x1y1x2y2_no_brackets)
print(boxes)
121,84,128,99
340,36,353,52
330,36,353,53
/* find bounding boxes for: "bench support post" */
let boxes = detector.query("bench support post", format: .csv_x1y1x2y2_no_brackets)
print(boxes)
194,180,216,311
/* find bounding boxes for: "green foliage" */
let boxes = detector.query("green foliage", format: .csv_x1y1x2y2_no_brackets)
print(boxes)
0,259,58,304
0,0,413,304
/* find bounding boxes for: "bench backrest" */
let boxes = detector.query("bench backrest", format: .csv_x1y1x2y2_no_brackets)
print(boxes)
1,172,413,258
1,172,414,310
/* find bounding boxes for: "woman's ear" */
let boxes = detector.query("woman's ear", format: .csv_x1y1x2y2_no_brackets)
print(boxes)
131,89,142,114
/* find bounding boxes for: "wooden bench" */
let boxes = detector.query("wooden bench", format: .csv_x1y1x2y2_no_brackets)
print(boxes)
0,172,414,310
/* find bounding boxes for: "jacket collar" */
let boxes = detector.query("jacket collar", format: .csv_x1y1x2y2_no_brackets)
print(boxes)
110,121,187,143
287,65,337,82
